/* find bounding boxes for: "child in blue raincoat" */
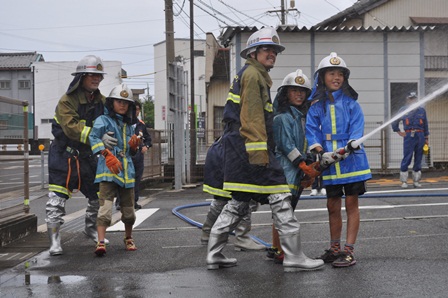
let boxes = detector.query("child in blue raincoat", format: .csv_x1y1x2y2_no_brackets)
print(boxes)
89,84,141,256
306,52,372,268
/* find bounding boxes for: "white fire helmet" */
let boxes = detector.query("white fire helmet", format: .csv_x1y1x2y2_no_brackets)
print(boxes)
278,69,312,91
240,27,285,59
315,52,350,78
107,84,134,103
407,91,418,99
71,55,107,76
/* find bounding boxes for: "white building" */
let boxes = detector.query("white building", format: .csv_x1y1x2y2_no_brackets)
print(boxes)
32,60,123,140
153,39,207,131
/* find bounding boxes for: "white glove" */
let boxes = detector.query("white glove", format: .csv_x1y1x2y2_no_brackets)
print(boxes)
102,131,118,150
320,152,338,167
333,148,350,161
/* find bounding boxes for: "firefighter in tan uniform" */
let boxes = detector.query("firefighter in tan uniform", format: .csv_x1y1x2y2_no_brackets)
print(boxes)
46,55,116,255
206,27,324,272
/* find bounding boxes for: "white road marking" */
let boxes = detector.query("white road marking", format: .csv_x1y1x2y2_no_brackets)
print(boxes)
107,208,159,231
254,202,448,214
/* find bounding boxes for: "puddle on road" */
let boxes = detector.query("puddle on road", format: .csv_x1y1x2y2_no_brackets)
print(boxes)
2,273,86,287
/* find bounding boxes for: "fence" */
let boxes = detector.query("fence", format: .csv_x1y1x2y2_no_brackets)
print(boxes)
149,119,447,182
0,95,31,219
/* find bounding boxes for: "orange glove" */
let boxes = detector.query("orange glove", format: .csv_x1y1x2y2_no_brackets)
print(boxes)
128,134,142,151
300,175,315,189
299,161,321,178
101,149,122,174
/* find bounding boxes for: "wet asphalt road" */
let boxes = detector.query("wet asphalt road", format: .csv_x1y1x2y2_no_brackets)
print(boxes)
1,180,448,297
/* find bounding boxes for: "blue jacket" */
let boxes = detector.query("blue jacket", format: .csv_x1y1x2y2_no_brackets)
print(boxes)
306,89,372,186
273,106,307,196
89,108,136,188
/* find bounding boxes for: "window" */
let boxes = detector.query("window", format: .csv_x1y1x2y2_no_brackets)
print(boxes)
193,50,204,57
213,106,224,139
0,81,11,89
19,80,31,89
0,120,7,130
390,82,418,117
41,119,53,124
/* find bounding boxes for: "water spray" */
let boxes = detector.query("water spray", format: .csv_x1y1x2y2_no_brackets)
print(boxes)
350,83,448,149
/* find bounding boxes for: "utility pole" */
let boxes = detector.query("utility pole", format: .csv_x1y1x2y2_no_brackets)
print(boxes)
189,0,197,183
267,0,299,25
165,0,183,190
165,0,175,65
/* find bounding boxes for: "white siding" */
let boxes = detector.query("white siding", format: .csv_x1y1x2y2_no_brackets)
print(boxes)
365,0,448,27
153,39,206,131
32,61,123,140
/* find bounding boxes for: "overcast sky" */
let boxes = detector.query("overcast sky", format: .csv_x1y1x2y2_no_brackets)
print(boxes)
0,0,356,96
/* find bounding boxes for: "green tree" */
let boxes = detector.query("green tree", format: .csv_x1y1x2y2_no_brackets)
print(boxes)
141,94,154,128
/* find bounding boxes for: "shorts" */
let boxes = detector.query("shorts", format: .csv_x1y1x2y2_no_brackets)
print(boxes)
97,182,136,227
325,181,367,198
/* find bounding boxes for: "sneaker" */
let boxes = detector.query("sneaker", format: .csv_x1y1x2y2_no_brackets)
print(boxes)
134,203,142,210
319,188,327,196
413,182,422,188
95,241,106,257
266,246,279,259
332,252,356,267
124,237,137,251
310,189,318,196
401,182,408,189
273,251,284,264
318,249,340,263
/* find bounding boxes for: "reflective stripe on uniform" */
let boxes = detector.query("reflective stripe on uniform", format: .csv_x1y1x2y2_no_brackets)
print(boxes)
227,93,240,104
95,172,135,184
203,184,232,199
91,142,105,152
223,182,290,194
245,141,267,151
48,184,71,198
322,169,372,181
80,124,91,144
264,102,273,112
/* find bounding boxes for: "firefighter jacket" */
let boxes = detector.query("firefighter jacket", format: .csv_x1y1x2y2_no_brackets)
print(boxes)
221,58,289,195
51,87,105,153
273,105,307,196
48,84,105,198
202,137,232,199
89,108,136,188
306,88,372,186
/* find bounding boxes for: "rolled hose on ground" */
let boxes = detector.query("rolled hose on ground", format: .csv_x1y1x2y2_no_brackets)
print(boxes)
171,192,448,248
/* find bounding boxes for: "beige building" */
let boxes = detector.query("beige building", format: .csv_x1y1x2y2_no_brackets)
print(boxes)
204,0,448,170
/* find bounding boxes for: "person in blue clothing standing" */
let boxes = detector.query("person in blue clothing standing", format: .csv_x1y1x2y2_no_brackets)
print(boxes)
89,84,141,256
391,92,429,188
115,99,152,210
306,52,372,267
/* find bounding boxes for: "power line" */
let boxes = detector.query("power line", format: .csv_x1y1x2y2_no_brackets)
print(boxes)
218,0,270,27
